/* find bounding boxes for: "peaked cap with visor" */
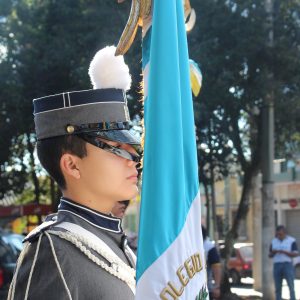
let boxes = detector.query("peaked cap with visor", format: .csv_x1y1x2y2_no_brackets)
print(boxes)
33,46,140,161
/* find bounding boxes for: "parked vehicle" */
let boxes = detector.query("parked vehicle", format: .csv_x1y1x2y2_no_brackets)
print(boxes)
0,232,24,290
219,242,253,285
1,233,23,256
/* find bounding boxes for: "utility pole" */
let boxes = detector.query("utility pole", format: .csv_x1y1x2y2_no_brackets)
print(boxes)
262,0,275,299
252,173,262,292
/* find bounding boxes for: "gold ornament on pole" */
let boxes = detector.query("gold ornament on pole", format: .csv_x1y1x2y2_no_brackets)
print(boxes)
115,0,196,56
115,0,152,56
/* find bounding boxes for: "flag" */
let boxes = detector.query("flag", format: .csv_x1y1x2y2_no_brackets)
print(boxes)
136,0,208,299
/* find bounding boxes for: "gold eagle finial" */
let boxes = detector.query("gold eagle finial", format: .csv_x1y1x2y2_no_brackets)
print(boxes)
115,0,152,56
115,0,196,56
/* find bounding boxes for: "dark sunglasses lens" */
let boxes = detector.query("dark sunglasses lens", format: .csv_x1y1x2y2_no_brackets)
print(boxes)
113,148,140,162
80,134,140,162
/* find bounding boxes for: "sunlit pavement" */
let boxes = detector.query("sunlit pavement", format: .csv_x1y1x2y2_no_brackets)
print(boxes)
231,278,300,299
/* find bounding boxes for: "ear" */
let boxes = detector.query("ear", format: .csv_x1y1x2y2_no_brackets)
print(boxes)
60,153,81,180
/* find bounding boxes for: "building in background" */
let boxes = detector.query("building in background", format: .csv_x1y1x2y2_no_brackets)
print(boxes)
200,158,300,247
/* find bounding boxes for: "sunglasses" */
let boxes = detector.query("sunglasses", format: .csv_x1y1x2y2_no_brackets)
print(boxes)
79,134,141,163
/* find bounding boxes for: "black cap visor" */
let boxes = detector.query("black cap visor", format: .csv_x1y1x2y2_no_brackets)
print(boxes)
87,129,140,145
79,133,141,162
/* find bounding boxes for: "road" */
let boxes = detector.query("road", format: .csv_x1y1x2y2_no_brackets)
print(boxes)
232,277,300,299
1,278,299,299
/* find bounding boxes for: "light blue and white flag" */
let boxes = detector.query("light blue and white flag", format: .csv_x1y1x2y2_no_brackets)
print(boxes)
136,0,208,299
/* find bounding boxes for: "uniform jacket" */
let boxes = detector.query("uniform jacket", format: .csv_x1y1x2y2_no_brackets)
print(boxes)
8,198,136,300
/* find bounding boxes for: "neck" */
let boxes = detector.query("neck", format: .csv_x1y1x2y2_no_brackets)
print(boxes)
62,187,115,215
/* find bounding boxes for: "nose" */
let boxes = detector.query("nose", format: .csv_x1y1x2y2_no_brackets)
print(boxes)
127,159,138,167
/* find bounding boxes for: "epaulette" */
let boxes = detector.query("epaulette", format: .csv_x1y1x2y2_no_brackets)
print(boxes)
23,213,60,243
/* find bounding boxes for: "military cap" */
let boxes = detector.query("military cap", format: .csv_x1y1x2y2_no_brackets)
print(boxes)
33,46,140,145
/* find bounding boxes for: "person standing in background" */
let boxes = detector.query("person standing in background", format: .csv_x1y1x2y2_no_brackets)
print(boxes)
202,225,222,299
269,225,299,300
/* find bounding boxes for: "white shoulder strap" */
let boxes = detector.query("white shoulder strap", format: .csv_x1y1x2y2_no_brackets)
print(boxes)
51,222,136,294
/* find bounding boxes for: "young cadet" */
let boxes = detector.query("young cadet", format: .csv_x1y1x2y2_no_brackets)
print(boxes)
8,46,140,300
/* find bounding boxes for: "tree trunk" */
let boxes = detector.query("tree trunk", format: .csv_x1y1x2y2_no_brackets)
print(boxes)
220,162,259,294
203,180,211,232
26,133,40,204
220,114,262,295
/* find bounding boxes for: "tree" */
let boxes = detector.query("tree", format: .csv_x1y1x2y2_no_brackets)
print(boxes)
1,1,300,295
0,0,143,207
189,0,300,296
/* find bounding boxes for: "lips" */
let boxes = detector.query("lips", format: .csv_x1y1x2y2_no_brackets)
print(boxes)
127,173,138,181
127,173,138,179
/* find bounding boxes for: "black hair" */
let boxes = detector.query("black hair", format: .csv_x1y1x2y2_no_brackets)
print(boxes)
37,135,87,190
119,200,130,208
276,225,286,232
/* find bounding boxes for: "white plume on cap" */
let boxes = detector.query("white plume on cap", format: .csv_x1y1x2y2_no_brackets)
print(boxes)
88,46,132,91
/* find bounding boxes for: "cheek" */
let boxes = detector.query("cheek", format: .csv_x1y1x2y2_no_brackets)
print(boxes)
82,153,126,189
98,158,138,198
80,145,138,199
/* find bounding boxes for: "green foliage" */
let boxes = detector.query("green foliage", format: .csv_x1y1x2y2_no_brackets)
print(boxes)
189,0,300,292
190,0,300,179
0,0,142,202
1,0,300,207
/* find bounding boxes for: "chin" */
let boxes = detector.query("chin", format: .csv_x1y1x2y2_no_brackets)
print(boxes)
124,186,139,199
